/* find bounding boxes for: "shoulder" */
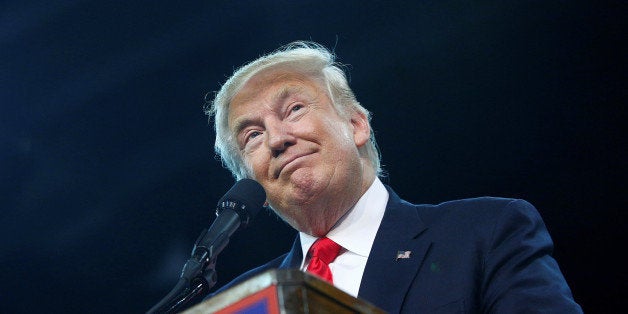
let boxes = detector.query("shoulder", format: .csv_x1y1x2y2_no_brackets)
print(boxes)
384,186,546,237
206,235,302,299
208,253,287,296
392,194,549,246
386,186,539,219
433,196,535,213
415,196,543,227
410,196,554,260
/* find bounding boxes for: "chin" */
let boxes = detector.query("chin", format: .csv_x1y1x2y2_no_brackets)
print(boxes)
287,170,333,201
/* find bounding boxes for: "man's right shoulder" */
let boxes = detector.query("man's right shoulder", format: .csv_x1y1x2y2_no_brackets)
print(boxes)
207,253,289,297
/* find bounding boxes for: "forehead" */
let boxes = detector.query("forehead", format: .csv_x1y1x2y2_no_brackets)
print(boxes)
230,69,323,111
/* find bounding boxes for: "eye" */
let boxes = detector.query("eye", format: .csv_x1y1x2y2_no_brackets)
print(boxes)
290,104,304,112
247,130,262,141
242,130,263,146
287,103,306,120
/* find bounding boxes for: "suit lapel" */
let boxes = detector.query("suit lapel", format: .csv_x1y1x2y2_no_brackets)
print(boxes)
358,187,431,313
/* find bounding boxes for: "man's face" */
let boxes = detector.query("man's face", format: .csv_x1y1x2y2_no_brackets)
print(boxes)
228,70,371,236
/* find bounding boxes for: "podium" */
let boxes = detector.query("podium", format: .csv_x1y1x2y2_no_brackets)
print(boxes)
183,269,386,313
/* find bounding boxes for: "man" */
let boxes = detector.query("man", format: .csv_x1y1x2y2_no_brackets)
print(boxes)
203,41,582,313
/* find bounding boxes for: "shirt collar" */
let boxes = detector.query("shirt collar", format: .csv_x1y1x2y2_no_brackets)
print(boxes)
299,178,389,262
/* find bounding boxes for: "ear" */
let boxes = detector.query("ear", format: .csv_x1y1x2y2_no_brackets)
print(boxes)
350,110,371,148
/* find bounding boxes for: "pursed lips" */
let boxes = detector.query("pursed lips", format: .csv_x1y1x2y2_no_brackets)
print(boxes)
273,152,314,178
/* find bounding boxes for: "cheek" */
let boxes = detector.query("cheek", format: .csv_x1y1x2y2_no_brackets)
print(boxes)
322,119,354,147
243,152,268,179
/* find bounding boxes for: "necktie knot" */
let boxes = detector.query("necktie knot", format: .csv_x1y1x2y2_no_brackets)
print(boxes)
309,237,342,263
306,237,342,283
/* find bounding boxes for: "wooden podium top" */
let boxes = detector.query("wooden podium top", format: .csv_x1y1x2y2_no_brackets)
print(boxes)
183,269,386,314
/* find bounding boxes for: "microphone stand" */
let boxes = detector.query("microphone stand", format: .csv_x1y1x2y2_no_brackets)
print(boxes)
148,208,241,313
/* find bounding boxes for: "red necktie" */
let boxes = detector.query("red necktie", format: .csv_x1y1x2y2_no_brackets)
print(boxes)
306,237,342,283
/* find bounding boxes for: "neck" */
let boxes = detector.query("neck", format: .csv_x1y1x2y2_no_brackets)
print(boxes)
301,168,376,237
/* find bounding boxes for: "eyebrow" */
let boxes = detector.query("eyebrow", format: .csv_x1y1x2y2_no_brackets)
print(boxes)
272,85,304,104
231,85,307,136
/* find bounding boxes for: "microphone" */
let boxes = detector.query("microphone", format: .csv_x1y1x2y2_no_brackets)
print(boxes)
189,178,266,272
147,179,266,314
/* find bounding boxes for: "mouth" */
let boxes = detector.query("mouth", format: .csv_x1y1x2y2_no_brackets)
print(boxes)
274,152,313,178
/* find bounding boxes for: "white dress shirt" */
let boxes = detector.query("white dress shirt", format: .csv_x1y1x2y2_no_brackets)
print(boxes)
299,177,389,297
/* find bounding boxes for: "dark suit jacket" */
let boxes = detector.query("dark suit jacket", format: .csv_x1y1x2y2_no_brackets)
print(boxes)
207,187,582,313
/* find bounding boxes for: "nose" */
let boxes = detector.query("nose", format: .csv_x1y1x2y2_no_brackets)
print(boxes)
266,119,296,157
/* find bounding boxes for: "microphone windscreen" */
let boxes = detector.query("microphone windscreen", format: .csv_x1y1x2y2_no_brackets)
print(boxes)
217,179,266,219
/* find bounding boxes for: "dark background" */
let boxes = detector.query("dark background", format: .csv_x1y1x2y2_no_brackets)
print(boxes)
1,1,625,313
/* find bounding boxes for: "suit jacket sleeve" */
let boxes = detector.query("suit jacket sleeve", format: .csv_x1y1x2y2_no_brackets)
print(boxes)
480,199,581,313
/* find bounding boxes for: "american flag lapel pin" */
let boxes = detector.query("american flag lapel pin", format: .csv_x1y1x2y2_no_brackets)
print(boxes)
396,250,412,260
